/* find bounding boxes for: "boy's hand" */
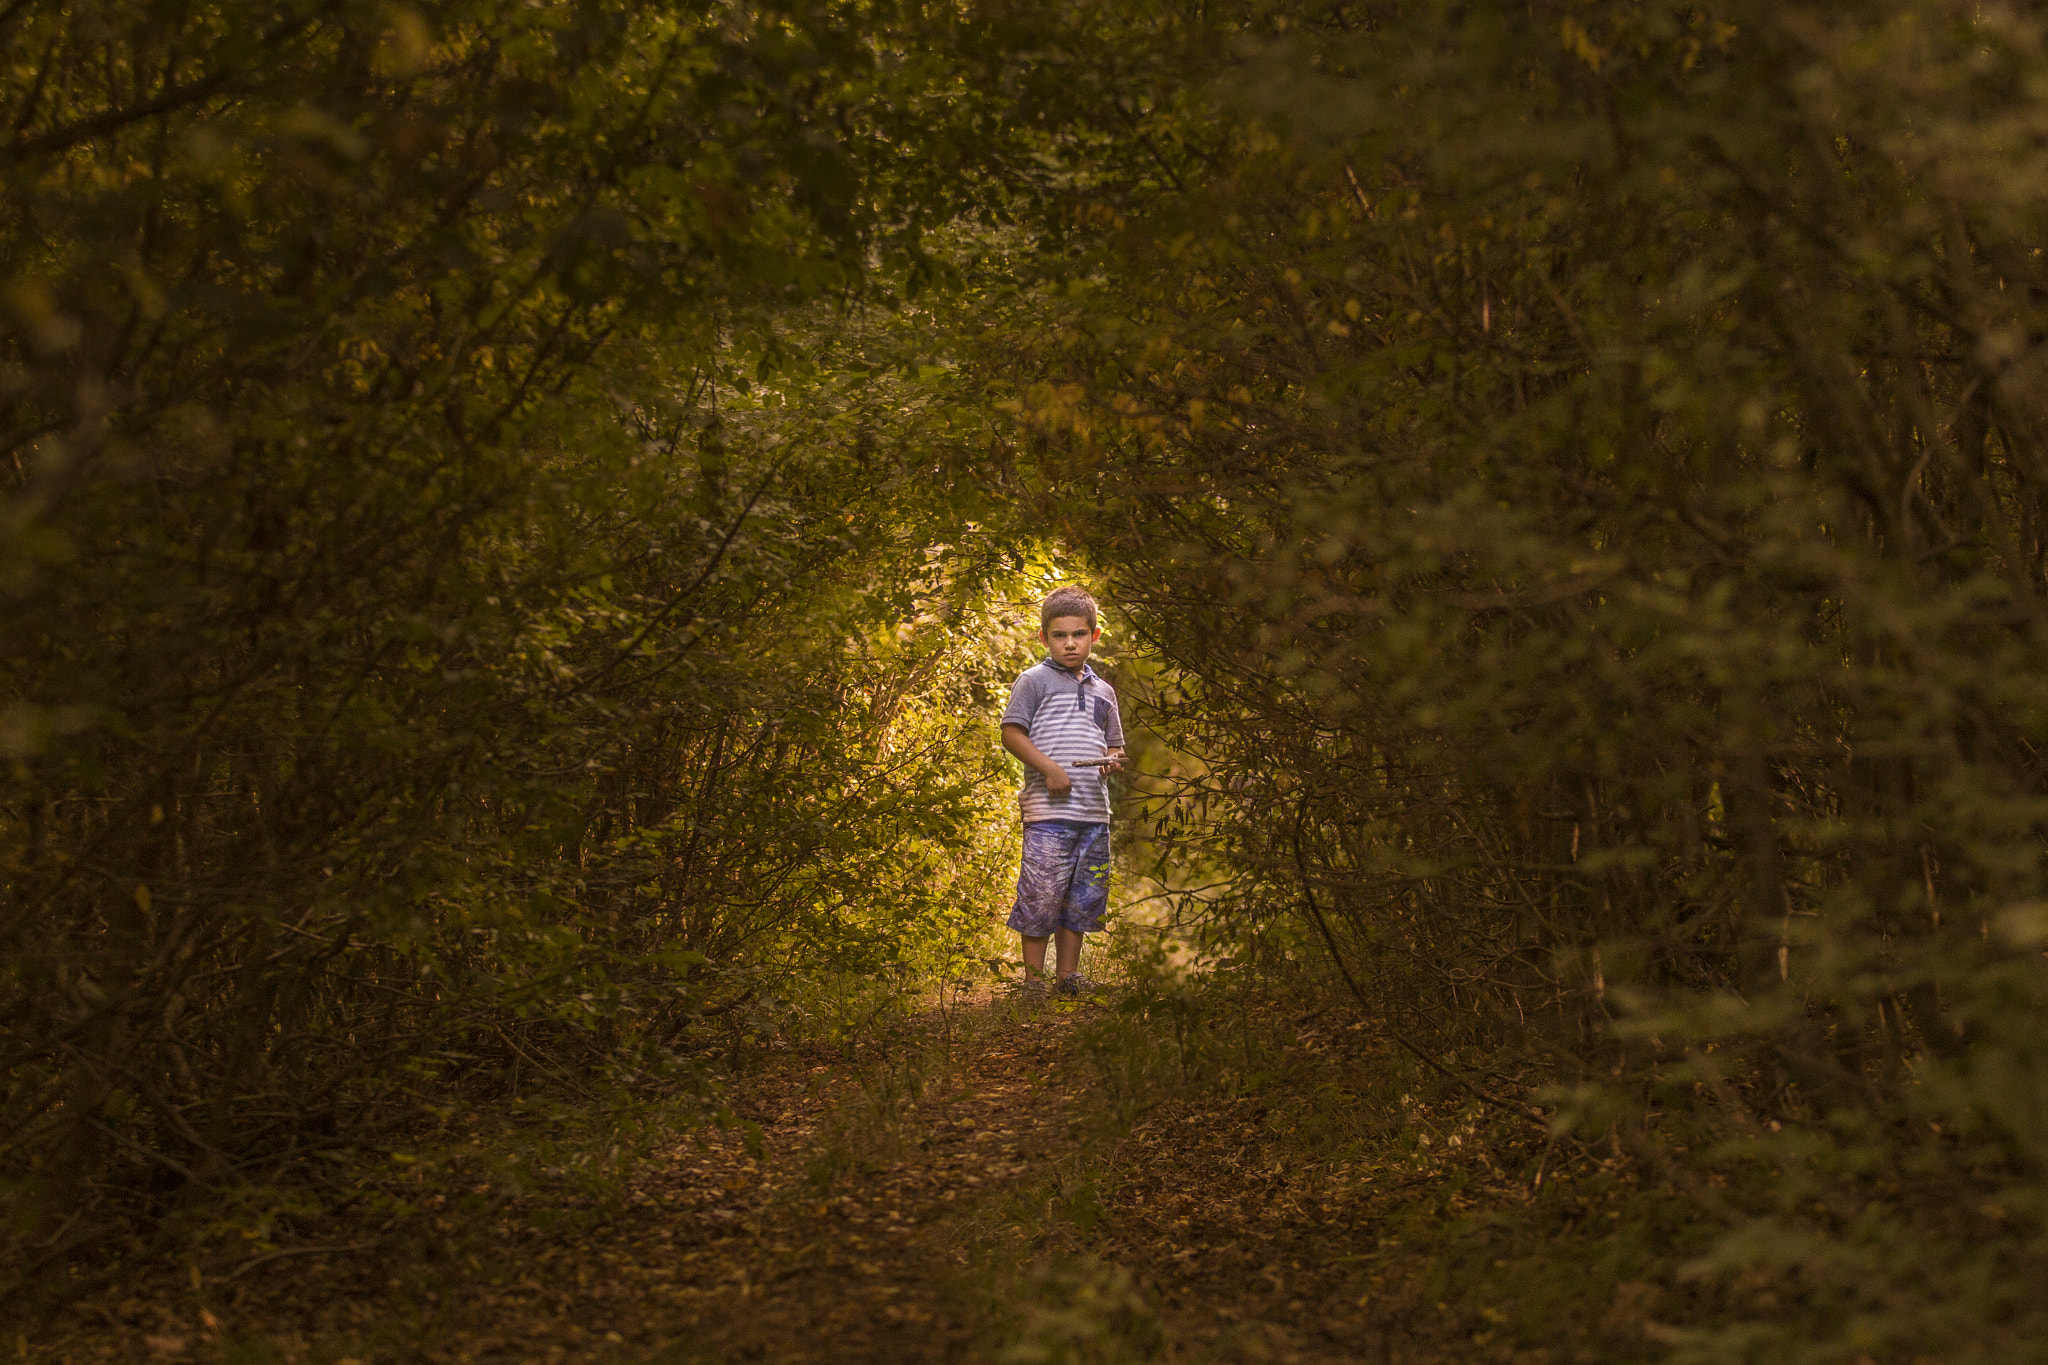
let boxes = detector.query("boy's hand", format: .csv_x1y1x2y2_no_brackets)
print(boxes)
1004,723,1073,794
1102,749,1125,774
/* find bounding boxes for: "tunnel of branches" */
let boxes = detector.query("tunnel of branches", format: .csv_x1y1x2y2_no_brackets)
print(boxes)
5,0,2048,1358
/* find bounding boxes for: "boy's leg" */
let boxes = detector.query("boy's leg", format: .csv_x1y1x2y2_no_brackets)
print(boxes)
1009,823,1065,984
1056,825,1111,986
1054,928,1084,978
1021,933,1051,978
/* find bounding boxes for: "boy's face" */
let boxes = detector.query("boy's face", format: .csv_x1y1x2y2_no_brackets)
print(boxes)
1042,614,1101,670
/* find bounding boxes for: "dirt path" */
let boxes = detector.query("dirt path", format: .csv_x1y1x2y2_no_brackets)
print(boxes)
42,990,1104,1364
43,990,1643,1365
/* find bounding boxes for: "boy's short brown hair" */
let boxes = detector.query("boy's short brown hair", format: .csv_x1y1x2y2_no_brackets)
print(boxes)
1040,585,1099,632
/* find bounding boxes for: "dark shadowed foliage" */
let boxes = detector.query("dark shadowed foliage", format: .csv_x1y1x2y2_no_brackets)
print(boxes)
0,0,1056,1308
988,2,2048,1358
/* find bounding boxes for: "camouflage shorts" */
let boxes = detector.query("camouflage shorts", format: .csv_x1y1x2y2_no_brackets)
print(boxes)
1007,820,1111,937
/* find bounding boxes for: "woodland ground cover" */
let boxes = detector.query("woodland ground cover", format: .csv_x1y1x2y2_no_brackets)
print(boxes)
9,0,2048,1361
32,976,1698,1364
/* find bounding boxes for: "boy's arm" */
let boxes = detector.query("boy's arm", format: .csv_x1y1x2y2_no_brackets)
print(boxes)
1102,695,1127,773
1002,723,1072,793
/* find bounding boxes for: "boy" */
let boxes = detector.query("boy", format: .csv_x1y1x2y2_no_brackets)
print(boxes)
1000,585,1125,997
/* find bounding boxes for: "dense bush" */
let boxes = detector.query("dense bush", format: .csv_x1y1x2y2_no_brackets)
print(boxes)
0,0,1037,1305
997,1,2048,1357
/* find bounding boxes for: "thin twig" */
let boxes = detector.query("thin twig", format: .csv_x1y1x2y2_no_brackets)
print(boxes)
1290,800,1550,1133
221,1242,372,1282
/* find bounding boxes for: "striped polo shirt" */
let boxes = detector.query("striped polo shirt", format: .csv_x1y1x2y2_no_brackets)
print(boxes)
1001,657,1125,824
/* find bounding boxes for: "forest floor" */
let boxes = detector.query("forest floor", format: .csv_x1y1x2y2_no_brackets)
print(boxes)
36,985,1688,1364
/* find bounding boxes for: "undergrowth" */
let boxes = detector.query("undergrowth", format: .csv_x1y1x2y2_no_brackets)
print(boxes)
946,955,1749,1363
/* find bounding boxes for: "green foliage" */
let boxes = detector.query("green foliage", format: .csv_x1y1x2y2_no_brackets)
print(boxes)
0,0,1050,1309
995,1256,1168,1365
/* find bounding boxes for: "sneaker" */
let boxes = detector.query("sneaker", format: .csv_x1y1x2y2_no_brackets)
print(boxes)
1011,977,1050,999
1055,974,1097,998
